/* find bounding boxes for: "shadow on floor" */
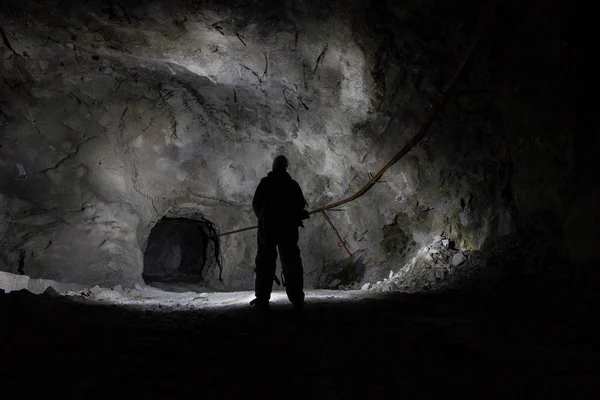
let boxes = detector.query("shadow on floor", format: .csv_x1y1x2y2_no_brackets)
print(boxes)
0,288,596,398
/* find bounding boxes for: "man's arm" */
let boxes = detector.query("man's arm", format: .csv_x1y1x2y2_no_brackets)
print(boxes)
295,182,310,221
294,181,307,210
252,180,266,219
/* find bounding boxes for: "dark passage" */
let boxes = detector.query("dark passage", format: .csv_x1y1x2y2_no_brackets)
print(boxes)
143,218,211,283
0,288,595,399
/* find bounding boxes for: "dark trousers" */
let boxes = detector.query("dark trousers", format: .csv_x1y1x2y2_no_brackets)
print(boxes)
255,223,305,304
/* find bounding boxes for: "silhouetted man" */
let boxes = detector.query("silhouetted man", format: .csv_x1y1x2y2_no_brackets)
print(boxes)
252,155,309,312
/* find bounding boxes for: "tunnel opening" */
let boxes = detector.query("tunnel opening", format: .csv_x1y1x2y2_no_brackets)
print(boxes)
142,217,221,284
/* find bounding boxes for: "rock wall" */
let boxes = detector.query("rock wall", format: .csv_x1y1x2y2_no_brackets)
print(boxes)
1,0,586,290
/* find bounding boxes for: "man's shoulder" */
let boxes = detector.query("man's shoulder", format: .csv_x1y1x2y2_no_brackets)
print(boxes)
290,177,302,187
257,176,273,190
259,172,299,188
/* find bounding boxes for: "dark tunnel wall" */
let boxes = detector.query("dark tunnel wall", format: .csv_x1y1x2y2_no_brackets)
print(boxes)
0,0,588,292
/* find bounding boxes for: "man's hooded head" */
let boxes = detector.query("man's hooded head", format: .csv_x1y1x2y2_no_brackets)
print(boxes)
272,155,288,172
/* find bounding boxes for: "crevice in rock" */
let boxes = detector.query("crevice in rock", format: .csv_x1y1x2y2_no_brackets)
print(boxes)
187,190,251,208
39,135,100,173
0,25,19,55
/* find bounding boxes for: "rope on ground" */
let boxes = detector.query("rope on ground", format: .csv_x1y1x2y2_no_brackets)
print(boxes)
218,2,497,238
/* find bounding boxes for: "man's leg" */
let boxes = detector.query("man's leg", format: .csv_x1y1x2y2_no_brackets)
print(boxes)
279,228,305,306
255,228,278,307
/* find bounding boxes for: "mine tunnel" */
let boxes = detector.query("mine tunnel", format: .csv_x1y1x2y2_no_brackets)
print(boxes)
0,0,592,398
142,217,217,284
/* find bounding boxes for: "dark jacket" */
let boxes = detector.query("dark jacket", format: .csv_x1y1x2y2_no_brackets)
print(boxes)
252,170,307,227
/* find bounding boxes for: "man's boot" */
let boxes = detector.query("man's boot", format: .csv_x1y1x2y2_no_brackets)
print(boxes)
250,298,270,315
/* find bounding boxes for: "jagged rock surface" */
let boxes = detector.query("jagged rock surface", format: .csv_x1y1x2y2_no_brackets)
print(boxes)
0,0,586,290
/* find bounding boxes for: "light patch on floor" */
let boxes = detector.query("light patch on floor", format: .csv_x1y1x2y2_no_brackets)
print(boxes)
64,285,374,311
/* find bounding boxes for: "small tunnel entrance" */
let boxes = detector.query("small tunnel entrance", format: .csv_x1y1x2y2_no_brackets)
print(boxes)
142,217,220,283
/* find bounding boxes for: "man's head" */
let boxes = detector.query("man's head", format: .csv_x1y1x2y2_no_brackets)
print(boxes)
272,155,288,172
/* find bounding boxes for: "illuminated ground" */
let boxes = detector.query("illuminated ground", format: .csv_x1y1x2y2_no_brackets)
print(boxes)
66,286,376,311
0,287,594,398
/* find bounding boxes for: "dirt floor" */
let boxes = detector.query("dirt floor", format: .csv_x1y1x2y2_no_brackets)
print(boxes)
0,286,597,399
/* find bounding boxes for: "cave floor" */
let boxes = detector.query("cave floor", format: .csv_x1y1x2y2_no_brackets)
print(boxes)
0,288,596,399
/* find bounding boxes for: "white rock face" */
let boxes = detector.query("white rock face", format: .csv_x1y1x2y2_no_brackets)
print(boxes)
0,0,584,290
0,270,85,294
0,271,30,292
1,0,445,289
